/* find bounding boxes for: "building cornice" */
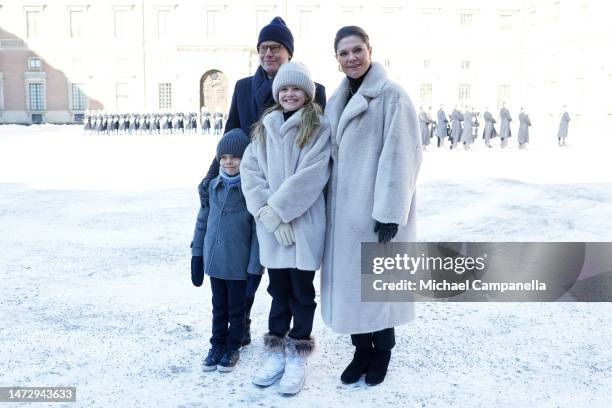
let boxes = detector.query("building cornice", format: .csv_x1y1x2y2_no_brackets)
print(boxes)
176,45,252,52
23,71,48,79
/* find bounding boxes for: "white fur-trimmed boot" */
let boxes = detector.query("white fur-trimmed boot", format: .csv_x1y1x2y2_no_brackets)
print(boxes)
252,333,285,387
278,336,314,396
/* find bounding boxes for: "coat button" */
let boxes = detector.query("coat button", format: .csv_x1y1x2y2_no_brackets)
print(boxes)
222,211,227,216
217,240,222,245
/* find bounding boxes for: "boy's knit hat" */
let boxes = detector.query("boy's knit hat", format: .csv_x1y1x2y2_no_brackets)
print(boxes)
216,128,250,161
272,61,316,104
258,17,294,57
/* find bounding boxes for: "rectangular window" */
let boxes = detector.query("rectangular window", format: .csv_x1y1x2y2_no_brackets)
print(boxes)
206,10,218,38
499,14,512,31
458,84,471,103
460,13,472,26
461,60,470,70
608,74,612,114
384,58,391,69
380,9,401,38
71,83,87,111
70,10,84,38
157,9,169,39
576,77,585,115
115,82,128,111
497,84,510,109
114,10,128,39
420,84,433,106
528,7,536,29
0,78,4,111
553,1,561,21
423,60,430,69
420,10,437,35
339,6,362,27
299,10,312,38
115,57,128,73
158,83,172,110
342,10,356,19
28,57,42,70
28,82,45,111
255,10,269,37
26,11,40,39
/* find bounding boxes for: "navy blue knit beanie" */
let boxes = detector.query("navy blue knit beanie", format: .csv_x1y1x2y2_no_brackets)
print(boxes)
216,128,250,161
257,17,294,57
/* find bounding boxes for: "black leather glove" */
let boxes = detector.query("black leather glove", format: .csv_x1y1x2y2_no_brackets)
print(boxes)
374,221,399,243
191,256,204,287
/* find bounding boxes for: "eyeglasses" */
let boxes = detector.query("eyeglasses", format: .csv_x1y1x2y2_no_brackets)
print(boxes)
258,44,283,55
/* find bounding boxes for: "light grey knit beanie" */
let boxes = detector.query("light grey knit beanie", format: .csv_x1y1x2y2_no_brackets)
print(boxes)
272,61,316,104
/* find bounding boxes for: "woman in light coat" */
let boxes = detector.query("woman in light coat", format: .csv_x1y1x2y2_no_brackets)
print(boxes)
322,26,422,386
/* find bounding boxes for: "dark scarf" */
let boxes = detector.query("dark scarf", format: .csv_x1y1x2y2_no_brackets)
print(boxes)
251,66,275,116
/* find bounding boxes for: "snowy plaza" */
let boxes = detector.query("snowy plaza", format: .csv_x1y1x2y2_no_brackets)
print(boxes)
1,125,611,407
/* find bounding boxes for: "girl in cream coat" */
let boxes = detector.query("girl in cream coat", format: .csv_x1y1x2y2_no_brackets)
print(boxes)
240,61,331,396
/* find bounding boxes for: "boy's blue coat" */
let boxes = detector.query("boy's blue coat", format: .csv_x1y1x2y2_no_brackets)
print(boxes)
192,175,262,280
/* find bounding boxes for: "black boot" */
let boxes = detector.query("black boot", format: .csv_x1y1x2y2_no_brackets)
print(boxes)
341,346,373,384
365,349,391,386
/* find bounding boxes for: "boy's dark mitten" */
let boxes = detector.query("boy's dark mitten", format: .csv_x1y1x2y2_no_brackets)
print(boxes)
374,221,399,244
191,256,204,287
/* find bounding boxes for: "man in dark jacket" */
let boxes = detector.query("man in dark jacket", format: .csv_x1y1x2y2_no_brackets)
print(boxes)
193,16,326,346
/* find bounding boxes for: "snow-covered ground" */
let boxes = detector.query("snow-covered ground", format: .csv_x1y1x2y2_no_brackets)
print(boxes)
1,125,611,407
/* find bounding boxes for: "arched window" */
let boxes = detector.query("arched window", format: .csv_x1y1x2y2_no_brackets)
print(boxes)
200,70,228,113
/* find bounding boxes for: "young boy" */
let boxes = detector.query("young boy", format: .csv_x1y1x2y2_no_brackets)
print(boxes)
190,128,262,372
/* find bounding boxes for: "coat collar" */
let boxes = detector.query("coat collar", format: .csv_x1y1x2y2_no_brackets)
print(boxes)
327,62,387,146
262,108,304,141
251,66,274,112
212,174,242,192
340,62,385,143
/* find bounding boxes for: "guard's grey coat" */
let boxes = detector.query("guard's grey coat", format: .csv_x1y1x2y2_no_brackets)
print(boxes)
450,109,463,142
518,112,531,144
500,107,512,139
419,111,431,145
436,109,448,138
483,111,497,141
461,110,475,144
240,108,331,271
321,62,422,334
558,111,570,138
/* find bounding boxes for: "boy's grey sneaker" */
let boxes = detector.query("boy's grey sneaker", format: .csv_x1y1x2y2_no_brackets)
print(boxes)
202,347,224,372
217,349,240,372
